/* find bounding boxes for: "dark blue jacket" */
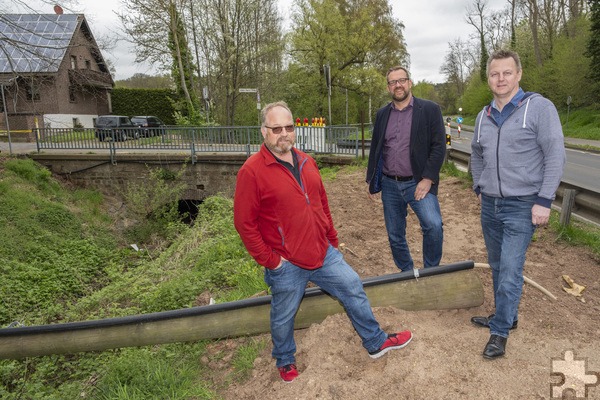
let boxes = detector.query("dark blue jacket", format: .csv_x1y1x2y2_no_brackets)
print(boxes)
366,97,446,195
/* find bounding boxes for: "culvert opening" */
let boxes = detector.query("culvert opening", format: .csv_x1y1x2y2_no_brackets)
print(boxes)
178,199,203,225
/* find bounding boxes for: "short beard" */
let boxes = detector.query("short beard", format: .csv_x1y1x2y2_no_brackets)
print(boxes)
392,90,409,103
266,137,294,155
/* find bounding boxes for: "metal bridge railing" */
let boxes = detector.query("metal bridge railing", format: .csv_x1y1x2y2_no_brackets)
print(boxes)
34,125,364,161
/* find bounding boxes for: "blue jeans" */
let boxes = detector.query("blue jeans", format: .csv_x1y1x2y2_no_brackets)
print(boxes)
381,176,444,271
264,245,387,368
480,194,536,338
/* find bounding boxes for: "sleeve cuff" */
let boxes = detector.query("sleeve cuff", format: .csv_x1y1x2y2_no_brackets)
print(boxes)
535,197,552,208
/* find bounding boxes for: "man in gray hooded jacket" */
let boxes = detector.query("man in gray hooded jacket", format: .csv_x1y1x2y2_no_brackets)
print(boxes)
470,49,565,360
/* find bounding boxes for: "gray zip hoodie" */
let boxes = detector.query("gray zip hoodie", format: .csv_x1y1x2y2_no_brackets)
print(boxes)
470,92,566,208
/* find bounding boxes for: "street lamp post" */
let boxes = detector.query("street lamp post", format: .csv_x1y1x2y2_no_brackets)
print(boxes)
0,79,14,155
239,88,260,125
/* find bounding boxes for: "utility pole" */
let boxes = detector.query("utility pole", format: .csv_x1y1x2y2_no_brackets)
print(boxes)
0,78,14,155
345,88,348,125
324,64,332,126
239,88,260,125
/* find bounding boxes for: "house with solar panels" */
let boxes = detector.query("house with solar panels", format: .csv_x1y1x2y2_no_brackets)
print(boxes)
0,13,114,139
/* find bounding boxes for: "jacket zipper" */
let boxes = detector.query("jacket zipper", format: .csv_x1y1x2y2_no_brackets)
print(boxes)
495,125,503,197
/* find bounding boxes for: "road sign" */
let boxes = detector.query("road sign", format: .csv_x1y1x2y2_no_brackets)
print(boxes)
457,117,463,124
239,88,257,93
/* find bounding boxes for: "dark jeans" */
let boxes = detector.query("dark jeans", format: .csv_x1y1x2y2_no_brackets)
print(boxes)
381,176,444,271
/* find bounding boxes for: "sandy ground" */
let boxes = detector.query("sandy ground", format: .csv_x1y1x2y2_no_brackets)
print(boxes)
216,168,599,400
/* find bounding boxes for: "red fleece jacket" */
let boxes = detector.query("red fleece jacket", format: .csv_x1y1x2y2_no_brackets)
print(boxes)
233,145,339,270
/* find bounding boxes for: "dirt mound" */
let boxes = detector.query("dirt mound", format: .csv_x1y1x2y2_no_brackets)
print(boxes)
220,170,600,400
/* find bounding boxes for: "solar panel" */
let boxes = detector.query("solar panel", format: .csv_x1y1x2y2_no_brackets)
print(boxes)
0,14,79,74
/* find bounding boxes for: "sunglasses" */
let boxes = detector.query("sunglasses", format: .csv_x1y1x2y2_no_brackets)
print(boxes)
265,125,295,134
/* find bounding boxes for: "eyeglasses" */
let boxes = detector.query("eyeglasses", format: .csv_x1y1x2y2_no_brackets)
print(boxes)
265,125,295,134
387,78,410,86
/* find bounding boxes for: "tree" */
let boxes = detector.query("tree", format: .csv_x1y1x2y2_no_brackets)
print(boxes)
167,1,200,120
191,0,283,125
466,0,489,81
288,0,407,122
440,38,473,100
586,0,600,101
115,73,173,89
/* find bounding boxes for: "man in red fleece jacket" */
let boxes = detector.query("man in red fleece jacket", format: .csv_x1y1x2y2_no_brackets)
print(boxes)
234,101,412,383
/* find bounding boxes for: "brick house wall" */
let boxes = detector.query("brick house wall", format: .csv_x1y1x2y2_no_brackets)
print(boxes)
0,14,113,132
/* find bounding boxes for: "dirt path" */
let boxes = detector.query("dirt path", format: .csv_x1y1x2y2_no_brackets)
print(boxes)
219,168,600,400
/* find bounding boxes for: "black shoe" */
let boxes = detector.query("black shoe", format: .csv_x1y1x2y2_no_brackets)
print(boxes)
483,334,507,359
470,314,518,330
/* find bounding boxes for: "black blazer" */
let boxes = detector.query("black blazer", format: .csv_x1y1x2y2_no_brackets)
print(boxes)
366,96,446,195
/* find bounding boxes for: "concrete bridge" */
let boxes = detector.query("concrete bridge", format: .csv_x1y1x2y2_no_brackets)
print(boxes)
28,151,355,201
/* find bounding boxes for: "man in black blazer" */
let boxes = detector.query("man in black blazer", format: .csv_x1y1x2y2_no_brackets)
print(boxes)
366,66,446,271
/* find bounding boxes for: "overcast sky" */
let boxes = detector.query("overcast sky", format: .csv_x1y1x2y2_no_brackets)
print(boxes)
18,0,509,82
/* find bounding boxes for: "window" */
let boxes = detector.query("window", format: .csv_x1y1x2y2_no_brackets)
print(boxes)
69,85,76,102
85,60,91,69
71,55,77,69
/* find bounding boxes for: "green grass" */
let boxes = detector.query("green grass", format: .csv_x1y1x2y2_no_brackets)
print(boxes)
0,157,266,399
561,107,600,140
457,106,600,141
440,160,472,183
550,213,600,258
231,338,269,378
92,344,216,400
318,157,368,181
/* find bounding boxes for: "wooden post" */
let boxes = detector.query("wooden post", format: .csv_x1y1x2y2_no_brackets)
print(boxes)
560,189,577,226
360,110,365,159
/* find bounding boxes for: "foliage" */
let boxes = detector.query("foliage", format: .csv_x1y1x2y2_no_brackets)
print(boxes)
550,213,600,258
187,0,284,125
167,2,201,120
586,0,600,102
0,159,265,398
531,17,592,109
412,81,441,104
111,87,177,125
287,0,407,122
440,161,473,189
318,158,368,181
458,76,492,116
65,195,265,318
231,338,269,378
122,164,189,244
93,344,215,400
560,106,600,140
114,73,174,90
0,159,117,325
173,106,209,126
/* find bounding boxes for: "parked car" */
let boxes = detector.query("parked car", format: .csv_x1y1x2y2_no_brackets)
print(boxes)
94,115,138,141
131,116,166,137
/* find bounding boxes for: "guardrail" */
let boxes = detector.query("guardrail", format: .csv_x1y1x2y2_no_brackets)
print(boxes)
34,125,362,163
447,148,600,226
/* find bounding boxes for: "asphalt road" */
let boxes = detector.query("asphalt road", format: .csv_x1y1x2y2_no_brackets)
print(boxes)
449,129,600,193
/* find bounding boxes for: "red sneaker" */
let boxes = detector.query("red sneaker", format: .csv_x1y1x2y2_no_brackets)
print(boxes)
369,330,413,359
278,363,299,382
